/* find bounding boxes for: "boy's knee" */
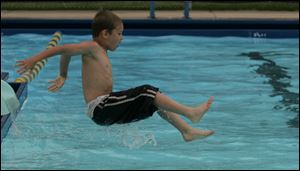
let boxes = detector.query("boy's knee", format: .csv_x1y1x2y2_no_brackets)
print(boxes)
141,84,154,89
140,84,159,93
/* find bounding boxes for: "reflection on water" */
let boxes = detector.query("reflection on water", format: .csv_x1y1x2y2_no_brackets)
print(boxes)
239,51,299,128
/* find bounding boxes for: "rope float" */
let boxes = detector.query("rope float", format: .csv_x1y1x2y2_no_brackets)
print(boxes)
15,31,62,83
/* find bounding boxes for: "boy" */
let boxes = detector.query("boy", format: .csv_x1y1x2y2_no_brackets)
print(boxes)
16,10,214,142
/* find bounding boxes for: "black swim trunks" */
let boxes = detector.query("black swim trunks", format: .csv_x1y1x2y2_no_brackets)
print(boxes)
87,84,159,125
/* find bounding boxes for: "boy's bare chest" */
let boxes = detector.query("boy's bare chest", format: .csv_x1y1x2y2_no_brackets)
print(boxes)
82,55,112,74
101,57,112,73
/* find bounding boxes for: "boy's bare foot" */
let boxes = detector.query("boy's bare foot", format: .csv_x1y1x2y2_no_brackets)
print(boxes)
182,128,214,142
190,96,214,123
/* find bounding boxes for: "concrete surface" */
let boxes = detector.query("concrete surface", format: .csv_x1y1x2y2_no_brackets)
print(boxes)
1,10,299,20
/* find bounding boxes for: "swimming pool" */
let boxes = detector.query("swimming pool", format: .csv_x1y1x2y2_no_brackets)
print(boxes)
1,31,299,169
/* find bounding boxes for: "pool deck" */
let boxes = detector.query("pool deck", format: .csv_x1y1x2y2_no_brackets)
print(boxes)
1,10,299,20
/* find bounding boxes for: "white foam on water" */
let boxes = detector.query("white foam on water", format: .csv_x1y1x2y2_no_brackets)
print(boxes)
103,123,157,149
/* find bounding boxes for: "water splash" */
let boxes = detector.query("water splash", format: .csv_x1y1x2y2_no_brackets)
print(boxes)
103,124,157,149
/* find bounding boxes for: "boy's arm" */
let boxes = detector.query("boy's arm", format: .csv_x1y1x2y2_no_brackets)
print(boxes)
60,55,71,78
16,41,99,74
47,55,71,92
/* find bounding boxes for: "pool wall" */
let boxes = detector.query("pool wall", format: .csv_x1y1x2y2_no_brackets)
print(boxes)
1,19,299,38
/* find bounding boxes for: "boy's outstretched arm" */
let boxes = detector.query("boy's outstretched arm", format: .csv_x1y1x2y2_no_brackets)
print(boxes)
15,41,99,74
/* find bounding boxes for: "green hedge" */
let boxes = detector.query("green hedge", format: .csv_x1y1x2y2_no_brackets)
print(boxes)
1,1,299,11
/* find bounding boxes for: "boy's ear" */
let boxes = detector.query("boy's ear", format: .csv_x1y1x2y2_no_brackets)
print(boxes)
101,29,110,39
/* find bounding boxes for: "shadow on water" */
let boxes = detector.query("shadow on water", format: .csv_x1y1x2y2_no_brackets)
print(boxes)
239,51,299,128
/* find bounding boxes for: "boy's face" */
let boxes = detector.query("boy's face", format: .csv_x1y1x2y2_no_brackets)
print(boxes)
105,22,124,51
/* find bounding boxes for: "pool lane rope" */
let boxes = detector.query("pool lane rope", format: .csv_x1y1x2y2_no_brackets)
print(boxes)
15,31,62,83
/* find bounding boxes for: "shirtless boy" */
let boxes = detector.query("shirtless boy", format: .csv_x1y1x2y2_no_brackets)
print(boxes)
16,10,214,142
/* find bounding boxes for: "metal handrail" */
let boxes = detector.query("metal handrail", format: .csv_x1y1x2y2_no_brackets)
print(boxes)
149,1,192,19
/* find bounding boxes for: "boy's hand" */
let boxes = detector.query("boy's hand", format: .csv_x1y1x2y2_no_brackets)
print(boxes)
15,58,37,74
48,76,66,92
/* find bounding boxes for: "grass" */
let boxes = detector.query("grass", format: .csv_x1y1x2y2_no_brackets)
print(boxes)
1,1,299,11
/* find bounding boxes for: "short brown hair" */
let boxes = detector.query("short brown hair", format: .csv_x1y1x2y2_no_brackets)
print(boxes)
91,10,122,38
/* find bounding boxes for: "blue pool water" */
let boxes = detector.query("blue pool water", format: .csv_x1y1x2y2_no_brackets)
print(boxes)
1,33,299,170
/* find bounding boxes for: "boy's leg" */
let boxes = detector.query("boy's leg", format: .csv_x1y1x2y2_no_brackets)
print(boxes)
154,92,214,123
157,110,214,142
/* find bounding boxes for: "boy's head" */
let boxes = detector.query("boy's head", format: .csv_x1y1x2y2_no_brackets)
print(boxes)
92,10,123,51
